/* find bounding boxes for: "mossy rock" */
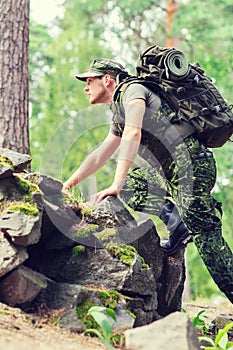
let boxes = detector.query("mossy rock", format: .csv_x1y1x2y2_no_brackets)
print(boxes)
0,148,31,171
72,223,99,239
106,243,138,265
106,243,149,268
0,155,13,168
98,289,120,310
14,174,42,195
75,297,99,330
72,245,86,257
6,202,39,217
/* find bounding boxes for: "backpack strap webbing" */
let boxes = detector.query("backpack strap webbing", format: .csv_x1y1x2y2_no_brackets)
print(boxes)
113,78,195,144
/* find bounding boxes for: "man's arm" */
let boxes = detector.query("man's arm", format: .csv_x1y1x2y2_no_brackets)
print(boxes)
63,131,121,190
91,98,146,203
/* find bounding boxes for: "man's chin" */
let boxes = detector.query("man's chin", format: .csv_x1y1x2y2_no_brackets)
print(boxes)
90,99,99,105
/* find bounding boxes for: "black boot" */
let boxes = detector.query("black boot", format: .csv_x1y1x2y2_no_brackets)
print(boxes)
221,285,233,304
159,201,192,255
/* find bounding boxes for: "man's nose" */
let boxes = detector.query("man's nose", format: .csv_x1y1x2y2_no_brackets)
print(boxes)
84,85,89,92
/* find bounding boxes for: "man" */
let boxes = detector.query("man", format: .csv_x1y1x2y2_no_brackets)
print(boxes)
63,58,233,303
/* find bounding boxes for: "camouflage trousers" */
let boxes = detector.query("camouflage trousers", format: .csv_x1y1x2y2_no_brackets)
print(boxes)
120,136,233,290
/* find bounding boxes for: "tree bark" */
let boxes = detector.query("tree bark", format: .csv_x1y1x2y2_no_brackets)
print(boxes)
166,0,178,48
0,0,30,156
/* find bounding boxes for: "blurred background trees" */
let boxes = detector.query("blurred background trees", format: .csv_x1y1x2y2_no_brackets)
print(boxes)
28,0,233,300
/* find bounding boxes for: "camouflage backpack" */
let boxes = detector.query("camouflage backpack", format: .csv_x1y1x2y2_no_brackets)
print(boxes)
114,45,233,148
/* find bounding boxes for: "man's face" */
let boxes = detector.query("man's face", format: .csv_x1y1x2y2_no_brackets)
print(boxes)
84,76,109,104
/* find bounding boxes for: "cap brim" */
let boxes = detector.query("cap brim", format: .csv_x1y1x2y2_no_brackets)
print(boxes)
75,71,104,81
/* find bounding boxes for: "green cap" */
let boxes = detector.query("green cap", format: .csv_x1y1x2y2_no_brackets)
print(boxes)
75,58,127,81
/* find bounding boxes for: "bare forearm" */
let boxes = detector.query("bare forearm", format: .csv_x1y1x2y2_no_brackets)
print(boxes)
63,133,120,190
90,135,140,204
89,98,146,204
113,128,141,191
63,152,104,189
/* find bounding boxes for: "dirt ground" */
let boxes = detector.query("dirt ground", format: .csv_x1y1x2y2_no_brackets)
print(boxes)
0,298,232,350
0,302,106,350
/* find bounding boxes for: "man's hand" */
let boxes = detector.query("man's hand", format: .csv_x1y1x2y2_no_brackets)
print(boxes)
90,184,121,204
62,182,70,192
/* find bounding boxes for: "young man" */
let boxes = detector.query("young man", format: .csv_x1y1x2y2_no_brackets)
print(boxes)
63,58,233,303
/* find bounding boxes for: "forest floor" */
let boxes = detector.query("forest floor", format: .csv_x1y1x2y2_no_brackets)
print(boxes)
0,298,232,350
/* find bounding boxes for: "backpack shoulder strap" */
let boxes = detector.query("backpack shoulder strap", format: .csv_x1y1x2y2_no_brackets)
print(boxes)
113,75,160,103
113,75,139,102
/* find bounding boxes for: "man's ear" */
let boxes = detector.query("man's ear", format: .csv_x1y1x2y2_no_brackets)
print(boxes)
103,74,112,86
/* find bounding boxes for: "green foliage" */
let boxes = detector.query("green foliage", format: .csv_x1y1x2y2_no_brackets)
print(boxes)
186,243,221,299
80,204,95,216
85,306,116,350
98,290,120,310
174,0,233,102
75,298,97,329
61,191,78,205
191,310,210,334
188,309,233,349
199,322,233,349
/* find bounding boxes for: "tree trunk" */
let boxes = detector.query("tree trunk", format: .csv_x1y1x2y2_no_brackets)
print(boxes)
166,0,178,48
0,0,30,156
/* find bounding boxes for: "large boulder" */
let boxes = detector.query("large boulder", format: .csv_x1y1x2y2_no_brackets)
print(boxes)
124,311,201,350
36,279,136,333
0,265,47,306
0,148,187,331
0,148,31,179
0,234,28,278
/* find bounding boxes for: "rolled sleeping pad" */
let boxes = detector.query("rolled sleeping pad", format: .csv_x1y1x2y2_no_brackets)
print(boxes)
164,49,190,80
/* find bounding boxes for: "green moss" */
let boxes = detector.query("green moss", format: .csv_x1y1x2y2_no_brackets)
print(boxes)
106,243,148,267
0,309,11,315
72,245,86,257
0,173,41,218
61,192,77,205
111,333,125,347
142,263,149,269
7,202,39,217
98,290,120,310
97,228,117,241
24,172,40,183
75,298,99,329
73,224,99,238
80,204,95,216
128,310,137,319
0,155,13,168
106,243,138,265
15,175,41,194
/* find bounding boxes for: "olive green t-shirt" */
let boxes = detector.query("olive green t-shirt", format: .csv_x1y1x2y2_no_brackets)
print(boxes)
110,83,161,137
110,83,175,170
